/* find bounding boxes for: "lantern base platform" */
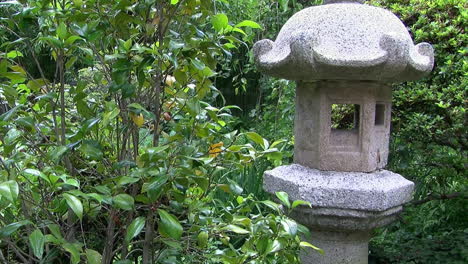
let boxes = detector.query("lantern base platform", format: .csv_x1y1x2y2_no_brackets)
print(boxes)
263,164,414,263
264,164,414,213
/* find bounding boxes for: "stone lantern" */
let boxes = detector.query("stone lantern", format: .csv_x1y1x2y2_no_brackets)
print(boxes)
254,0,434,263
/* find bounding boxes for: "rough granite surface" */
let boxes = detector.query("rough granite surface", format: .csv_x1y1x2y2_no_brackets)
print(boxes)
294,81,392,172
253,1,434,82
264,164,414,212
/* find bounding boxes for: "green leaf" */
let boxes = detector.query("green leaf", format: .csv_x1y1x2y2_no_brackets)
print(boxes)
65,56,77,69
48,146,68,163
235,20,262,29
228,179,243,195
63,193,83,220
57,22,67,40
0,180,19,202
6,50,23,58
117,176,140,186
101,108,120,127
141,175,168,202
29,229,45,259
211,14,229,32
113,194,134,211
276,191,291,209
158,209,183,240
79,141,103,160
48,224,63,240
170,0,179,4
260,200,280,212
281,219,298,236
224,224,249,234
0,220,30,239
265,239,283,255
279,0,290,12
125,217,146,242
197,231,208,248
85,249,102,264
300,241,324,255
0,105,21,121
4,128,22,145
38,36,62,48
27,78,48,92
23,169,50,183
292,200,312,209
245,132,268,149
191,58,205,71
62,243,81,264
65,35,82,46
3,72,26,81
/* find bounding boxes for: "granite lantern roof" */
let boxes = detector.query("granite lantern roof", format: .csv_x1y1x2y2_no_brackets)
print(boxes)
253,0,434,82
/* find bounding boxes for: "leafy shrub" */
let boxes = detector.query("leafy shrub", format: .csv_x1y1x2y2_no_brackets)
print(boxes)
0,0,321,263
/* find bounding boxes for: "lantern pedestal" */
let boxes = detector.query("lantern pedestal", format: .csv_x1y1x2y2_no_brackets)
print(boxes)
264,164,414,264
300,230,371,264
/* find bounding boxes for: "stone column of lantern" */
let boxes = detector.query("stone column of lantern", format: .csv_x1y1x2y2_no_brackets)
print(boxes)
253,0,434,263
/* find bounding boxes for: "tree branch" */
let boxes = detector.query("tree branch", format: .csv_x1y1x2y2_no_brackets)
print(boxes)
409,192,466,206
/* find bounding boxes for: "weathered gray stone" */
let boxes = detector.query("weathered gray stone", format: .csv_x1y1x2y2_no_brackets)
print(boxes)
254,0,432,263
264,164,414,212
301,231,370,264
264,164,413,263
253,1,434,82
294,81,391,172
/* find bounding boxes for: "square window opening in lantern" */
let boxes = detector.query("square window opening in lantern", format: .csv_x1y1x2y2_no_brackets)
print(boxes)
330,103,360,150
331,104,360,130
375,103,385,126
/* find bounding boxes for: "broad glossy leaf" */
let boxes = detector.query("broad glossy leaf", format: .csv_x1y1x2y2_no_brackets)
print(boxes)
6,50,23,58
117,176,140,186
235,20,262,29
281,219,298,236
276,191,291,208
23,169,50,183
260,200,280,212
48,146,68,163
197,231,208,248
62,243,81,264
4,128,22,145
0,180,19,202
265,239,283,255
228,180,243,195
125,217,146,242
85,249,102,264
158,209,183,240
211,14,228,32
0,220,30,239
63,193,83,220
245,132,268,149
57,22,67,40
224,224,249,234
29,229,45,259
65,35,82,45
113,194,134,211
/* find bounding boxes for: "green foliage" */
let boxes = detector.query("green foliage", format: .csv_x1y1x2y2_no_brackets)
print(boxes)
0,0,322,263
364,3,467,262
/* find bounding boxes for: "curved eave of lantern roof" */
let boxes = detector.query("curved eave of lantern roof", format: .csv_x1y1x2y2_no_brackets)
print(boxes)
253,2,434,82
